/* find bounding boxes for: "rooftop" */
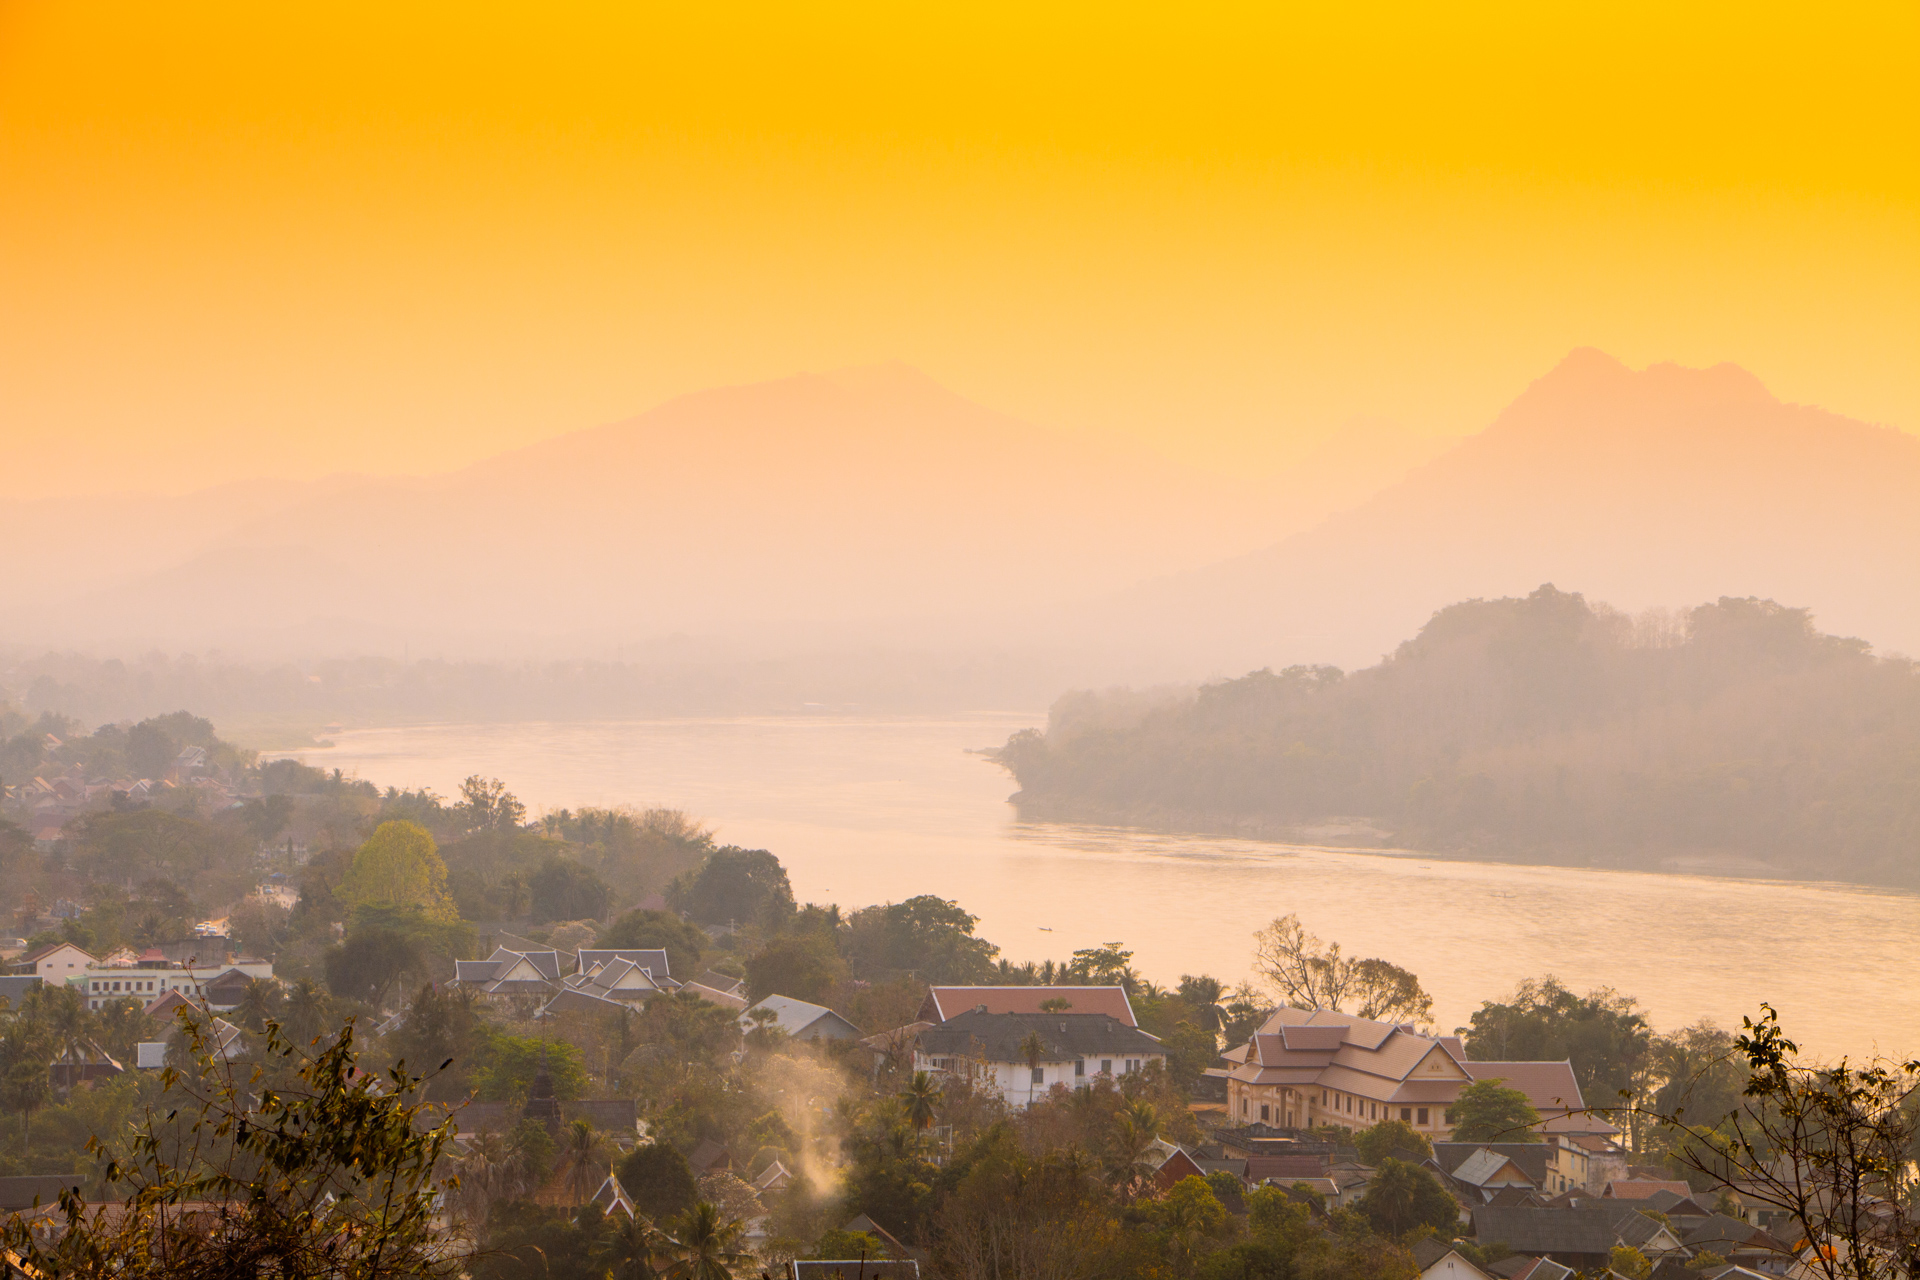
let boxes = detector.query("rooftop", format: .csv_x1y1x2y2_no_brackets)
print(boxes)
916,1010,1163,1062
919,985,1137,1026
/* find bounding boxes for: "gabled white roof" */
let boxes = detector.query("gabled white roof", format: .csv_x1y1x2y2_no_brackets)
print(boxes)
1453,1147,1534,1188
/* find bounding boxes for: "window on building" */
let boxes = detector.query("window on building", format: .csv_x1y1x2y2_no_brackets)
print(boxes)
1101,1059,1112,1075
1401,1107,1413,1122
1031,1067,1044,1085
1260,1104,1270,1121
1417,1108,1429,1125
1371,1102,1377,1119
1075,1060,1085,1077
1242,1099,1249,1116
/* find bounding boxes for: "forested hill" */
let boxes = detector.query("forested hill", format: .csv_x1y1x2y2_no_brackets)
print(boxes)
993,586,1920,886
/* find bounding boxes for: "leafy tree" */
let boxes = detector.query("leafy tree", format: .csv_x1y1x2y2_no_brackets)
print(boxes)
743,932,848,1005
930,1127,1121,1279
474,1034,588,1104
474,1199,609,1280
528,857,611,924
1644,1020,1747,1157
1611,1244,1652,1278
1356,1158,1459,1237
808,1228,885,1260
1158,1020,1222,1091
616,1142,699,1222
1635,1005,1920,1280
323,925,427,1009
388,981,481,1100
456,775,527,834
125,718,178,778
1444,1080,1541,1142
597,908,706,978
338,821,457,922
1355,1118,1434,1165
1156,1175,1229,1270
1066,941,1135,987
1,1011,459,1279
1252,915,1432,1025
1464,976,1652,1111
842,895,1000,983
666,846,794,927
240,793,296,843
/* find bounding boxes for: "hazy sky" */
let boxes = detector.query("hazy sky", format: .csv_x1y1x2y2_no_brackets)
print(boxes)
3,2,1914,497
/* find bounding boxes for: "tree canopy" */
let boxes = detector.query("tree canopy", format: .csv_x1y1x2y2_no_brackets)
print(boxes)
667,846,795,926
338,821,457,922
1464,976,1652,1109
842,895,1000,983
1251,915,1432,1025
597,907,707,978
1444,1079,1542,1142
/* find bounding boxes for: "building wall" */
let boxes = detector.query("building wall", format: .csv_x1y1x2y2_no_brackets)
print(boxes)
917,1051,1165,1109
84,961,273,1010
1227,1078,1458,1136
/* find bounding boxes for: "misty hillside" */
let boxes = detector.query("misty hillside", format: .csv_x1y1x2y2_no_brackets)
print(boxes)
997,585,1920,885
1119,349,1920,672
0,366,1441,657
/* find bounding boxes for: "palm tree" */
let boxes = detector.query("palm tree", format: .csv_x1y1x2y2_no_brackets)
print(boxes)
1107,1102,1160,1200
900,1069,942,1131
595,1211,668,1280
234,977,282,1033
662,1201,749,1280
560,1118,605,1206
456,1129,513,1225
40,986,95,1097
0,1016,54,1152
284,977,328,1047
1019,1030,1047,1107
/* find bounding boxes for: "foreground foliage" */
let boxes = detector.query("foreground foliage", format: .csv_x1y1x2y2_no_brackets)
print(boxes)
1,1012,459,1280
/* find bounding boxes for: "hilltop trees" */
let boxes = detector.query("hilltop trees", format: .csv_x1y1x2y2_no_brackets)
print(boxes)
994,587,1920,885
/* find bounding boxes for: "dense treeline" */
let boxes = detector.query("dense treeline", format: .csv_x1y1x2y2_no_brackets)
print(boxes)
996,586,1920,884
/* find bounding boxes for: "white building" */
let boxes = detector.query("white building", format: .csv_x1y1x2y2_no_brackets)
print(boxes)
914,1009,1166,1108
85,953,273,1011
8,941,96,982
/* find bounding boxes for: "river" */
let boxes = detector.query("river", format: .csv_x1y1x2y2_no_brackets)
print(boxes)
283,713,1918,1059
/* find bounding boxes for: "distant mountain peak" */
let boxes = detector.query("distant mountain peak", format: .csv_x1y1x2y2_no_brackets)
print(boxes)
1522,347,1779,412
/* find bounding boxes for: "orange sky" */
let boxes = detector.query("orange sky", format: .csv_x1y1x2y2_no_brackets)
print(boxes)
2,1,1914,496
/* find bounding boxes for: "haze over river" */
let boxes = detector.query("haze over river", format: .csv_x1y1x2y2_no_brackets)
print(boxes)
287,714,1916,1059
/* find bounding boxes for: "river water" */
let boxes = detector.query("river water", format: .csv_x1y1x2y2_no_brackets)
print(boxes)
284,713,1917,1059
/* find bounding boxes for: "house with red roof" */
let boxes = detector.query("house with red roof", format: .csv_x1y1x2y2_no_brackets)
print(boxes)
916,985,1136,1026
